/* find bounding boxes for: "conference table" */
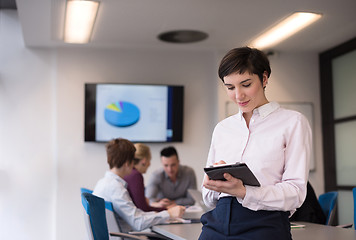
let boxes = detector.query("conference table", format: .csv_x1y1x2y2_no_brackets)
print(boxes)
152,222,356,240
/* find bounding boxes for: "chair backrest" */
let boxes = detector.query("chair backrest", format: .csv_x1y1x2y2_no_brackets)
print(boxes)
353,188,356,230
81,192,110,240
104,201,122,235
80,188,121,239
82,201,95,240
318,191,338,225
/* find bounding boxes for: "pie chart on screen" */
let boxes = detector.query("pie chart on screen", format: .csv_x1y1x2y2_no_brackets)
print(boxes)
104,101,140,127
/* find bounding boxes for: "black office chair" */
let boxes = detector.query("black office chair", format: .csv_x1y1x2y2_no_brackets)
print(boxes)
289,182,326,224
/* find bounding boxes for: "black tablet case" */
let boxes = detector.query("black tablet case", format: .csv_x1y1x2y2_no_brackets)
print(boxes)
204,163,260,187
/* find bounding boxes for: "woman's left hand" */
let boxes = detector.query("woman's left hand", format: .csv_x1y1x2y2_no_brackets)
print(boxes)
203,173,246,199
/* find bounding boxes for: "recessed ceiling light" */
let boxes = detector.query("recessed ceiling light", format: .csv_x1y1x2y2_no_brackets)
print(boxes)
158,30,208,43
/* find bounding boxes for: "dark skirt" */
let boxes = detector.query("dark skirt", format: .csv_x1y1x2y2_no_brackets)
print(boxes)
199,197,292,240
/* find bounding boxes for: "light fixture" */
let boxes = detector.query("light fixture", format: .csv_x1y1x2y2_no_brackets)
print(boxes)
64,0,100,44
158,30,209,43
250,12,322,50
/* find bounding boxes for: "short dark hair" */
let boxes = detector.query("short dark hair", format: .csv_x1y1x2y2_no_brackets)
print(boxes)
218,47,271,84
106,138,136,169
160,146,178,159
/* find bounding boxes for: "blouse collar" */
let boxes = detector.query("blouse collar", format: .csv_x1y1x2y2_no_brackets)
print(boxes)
236,101,280,120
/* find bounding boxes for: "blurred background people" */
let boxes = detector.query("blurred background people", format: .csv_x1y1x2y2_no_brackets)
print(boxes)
146,146,197,207
93,138,185,232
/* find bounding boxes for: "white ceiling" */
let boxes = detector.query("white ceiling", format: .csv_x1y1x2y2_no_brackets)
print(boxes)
15,0,356,53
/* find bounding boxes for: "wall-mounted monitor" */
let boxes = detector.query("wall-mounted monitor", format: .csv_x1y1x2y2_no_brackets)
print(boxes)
85,83,184,142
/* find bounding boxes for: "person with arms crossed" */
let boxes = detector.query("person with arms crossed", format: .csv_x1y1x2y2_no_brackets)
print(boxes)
124,143,166,212
146,146,197,207
200,47,312,240
93,138,185,232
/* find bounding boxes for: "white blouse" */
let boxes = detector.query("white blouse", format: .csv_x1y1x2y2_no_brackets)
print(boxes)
202,102,312,213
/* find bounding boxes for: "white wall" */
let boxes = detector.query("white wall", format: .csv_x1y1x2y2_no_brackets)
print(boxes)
1,11,324,240
0,11,56,240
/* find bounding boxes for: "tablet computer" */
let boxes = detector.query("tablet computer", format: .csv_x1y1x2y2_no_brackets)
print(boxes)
204,163,260,187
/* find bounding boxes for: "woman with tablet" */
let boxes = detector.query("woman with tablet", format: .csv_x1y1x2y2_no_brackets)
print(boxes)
200,47,312,240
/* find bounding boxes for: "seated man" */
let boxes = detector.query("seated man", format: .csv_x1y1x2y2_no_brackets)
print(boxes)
146,146,197,207
93,138,185,232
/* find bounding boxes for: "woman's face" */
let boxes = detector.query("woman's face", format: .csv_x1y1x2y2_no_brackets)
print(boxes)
224,71,268,115
138,157,151,174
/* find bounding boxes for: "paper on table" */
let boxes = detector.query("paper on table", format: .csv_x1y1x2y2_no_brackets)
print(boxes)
290,222,306,229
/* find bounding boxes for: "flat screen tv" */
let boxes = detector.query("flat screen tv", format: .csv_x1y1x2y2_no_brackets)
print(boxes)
85,83,184,142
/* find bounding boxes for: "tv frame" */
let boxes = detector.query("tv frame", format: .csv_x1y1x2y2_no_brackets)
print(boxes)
84,83,184,143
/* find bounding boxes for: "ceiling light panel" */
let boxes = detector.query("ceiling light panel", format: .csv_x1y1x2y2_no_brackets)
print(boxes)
64,0,100,44
250,12,322,50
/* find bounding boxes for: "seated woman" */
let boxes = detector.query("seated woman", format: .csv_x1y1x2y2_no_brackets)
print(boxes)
124,143,167,212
